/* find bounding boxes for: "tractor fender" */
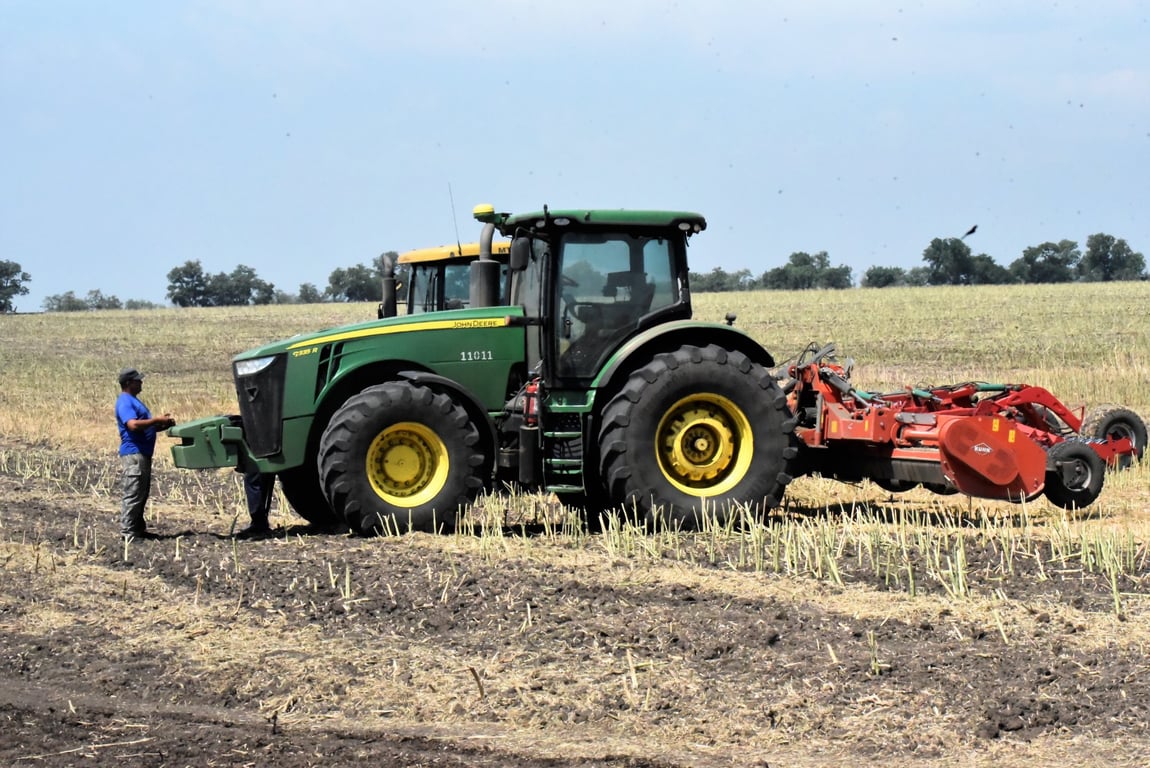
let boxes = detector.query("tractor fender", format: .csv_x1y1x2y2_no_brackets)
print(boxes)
592,320,776,397
397,369,499,467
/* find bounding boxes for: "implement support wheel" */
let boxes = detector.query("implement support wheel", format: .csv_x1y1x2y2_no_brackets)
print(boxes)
1081,405,1147,469
1043,440,1105,510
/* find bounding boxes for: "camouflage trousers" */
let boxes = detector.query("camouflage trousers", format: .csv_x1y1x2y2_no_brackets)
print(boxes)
120,453,153,535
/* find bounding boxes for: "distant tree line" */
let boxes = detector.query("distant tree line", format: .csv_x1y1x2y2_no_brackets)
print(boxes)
42,291,164,311
22,251,399,312
2,232,1145,313
690,232,1146,292
691,251,854,292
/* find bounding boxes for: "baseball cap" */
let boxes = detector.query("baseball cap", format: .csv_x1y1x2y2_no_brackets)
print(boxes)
118,367,146,386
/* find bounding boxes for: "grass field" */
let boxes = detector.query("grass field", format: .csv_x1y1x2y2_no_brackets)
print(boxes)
1,282,1148,767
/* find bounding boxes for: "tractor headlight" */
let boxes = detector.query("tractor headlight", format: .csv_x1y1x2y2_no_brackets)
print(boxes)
234,356,277,377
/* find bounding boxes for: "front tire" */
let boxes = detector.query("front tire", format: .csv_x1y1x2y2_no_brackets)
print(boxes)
318,382,485,534
598,344,796,530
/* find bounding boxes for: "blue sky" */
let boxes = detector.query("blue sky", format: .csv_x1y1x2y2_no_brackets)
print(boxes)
3,1,1147,311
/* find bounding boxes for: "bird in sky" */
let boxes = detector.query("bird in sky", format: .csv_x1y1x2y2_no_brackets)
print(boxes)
962,224,978,239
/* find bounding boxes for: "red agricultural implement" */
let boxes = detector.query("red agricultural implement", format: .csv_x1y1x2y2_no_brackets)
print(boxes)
778,343,1146,509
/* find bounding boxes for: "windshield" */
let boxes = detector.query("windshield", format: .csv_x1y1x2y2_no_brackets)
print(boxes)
407,265,436,313
408,263,509,314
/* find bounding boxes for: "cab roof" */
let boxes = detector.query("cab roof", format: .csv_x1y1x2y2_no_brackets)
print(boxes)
477,207,707,237
398,240,511,265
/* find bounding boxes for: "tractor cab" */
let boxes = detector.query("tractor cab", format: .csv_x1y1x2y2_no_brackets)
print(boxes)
473,205,705,383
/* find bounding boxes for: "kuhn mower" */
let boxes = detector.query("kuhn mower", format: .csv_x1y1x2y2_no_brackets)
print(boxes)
778,343,1146,509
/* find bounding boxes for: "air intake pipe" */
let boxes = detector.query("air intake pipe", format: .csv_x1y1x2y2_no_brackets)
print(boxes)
378,251,397,319
469,222,500,308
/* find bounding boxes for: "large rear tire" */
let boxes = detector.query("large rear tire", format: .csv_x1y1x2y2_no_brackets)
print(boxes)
1081,405,1146,469
318,381,485,534
598,344,796,530
1043,440,1105,510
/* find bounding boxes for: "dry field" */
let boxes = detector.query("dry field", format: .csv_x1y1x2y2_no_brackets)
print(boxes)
2,282,1148,767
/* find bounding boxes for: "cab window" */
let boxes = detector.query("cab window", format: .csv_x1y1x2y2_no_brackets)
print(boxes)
556,233,677,378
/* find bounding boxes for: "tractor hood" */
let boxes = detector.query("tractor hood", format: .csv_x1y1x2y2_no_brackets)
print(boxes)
232,305,516,363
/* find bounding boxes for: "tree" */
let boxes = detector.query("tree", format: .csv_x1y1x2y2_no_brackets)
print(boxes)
43,289,131,311
206,265,275,306
692,269,716,290
167,261,210,307
921,238,975,285
1010,240,1080,284
905,267,931,286
760,252,852,290
326,264,380,302
763,253,805,289
251,277,276,305
42,291,89,312
273,283,326,304
919,238,1010,285
168,261,276,306
124,299,163,310
968,254,1014,285
819,264,853,289
689,266,753,292
0,260,31,313
85,289,123,310
761,252,821,290
1079,233,1147,282
297,283,324,304
861,266,907,288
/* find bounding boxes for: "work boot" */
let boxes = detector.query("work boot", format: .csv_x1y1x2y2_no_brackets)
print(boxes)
234,524,274,540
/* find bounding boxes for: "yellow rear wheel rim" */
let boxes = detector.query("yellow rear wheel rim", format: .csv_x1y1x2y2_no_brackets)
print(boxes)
656,393,753,496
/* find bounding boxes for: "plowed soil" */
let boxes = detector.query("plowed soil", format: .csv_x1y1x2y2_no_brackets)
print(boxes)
2,452,1149,767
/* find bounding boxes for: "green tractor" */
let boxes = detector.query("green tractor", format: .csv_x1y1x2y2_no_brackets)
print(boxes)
170,205,797,533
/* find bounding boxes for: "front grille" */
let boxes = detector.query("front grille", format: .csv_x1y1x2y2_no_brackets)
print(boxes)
234,355,286,457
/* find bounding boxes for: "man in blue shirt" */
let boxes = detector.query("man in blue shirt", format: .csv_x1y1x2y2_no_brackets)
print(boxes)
115,367,175,541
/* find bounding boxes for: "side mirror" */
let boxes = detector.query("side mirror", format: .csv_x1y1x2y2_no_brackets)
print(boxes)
509,238,531,271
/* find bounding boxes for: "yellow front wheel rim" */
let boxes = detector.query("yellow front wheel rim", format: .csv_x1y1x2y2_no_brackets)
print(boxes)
366,421,449,507
656,393,753,496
